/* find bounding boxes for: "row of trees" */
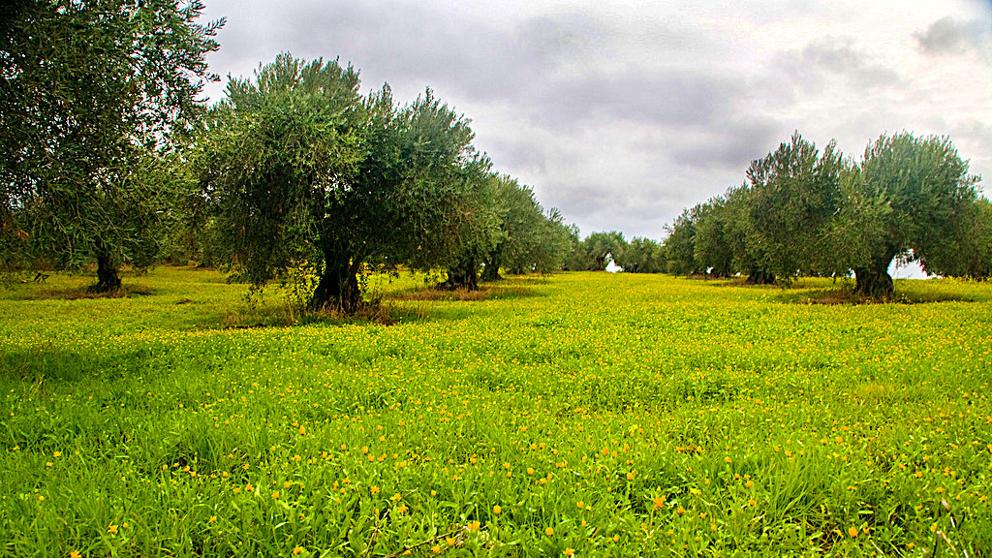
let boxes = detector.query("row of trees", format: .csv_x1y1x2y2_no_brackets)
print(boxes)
1,2,573,312
3,2,986,307
563,231,667,274
564,132,990,301
195,54,574,310
661,132,990,298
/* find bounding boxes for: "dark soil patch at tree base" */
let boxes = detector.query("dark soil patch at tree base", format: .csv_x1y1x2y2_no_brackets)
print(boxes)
783,288,976,305
13,284,155,301
390,285,540,302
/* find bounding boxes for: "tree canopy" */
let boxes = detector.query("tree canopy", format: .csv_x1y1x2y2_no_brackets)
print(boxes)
615,237,666,274
840,133,980,297
0,0,223,290
198,53,572,310
478,177,573,282
744,132,844,279
661,131,988,298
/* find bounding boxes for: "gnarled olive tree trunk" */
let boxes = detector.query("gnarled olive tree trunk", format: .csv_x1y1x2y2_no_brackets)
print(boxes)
311,248,361,313
853,266,893,299
481,252,502,282
745,269,775,285
853,249,897,300
853,263,893,300
443,256,480,291
92,252,122,292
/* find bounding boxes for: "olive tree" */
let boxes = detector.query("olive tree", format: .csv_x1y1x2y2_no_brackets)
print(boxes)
0,0,222,290
569,231,627,271
693,197,734,278
615,237,665,273
943,198,992,279
480,177,570,280
532,209,581,274
744,132,844,281
836,133,979,298
663,208,701,276
440,172,503,290
199,54,490,311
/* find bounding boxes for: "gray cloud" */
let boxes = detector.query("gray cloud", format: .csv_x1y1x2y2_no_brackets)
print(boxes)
201,0,992,239
915,17,989,55
206,1,740,130
668,118,783,171
542,71,743,129
514,12,614,66
483,135,550,175
777,38,902,93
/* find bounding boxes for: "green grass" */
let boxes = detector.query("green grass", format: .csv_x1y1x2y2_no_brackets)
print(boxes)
1,267,991,557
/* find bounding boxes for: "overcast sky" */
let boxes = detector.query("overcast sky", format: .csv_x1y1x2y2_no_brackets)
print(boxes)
199,0,992,239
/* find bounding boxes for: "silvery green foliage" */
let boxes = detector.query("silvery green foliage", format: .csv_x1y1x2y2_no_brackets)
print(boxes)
0,0,223,289
199,54,495,310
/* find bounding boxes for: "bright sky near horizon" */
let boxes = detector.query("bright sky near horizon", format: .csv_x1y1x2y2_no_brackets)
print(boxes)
199,0,992,242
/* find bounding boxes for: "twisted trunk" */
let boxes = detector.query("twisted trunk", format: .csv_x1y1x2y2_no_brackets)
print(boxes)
91,252,122,292
853,249,897,300
481,253,502,282
443,256,480,291
311,248,360,313
745,269,775,285
854,263,894,299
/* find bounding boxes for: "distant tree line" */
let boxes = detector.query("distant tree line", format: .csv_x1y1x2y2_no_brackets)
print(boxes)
564,130,990,300
1,3,574,313
660,132,991,298
562,230,667,274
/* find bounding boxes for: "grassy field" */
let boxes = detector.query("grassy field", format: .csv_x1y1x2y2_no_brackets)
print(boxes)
1,267,991,557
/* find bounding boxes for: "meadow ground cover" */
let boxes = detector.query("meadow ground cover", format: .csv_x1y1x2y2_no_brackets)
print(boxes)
1,267,991,557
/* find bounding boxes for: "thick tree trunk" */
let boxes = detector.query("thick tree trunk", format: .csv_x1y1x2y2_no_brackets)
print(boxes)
708,264,732,279
91,253,122,292
853,265,894,300
745,269,775,285
481,256,501,282
853,250,897,300
443,258,480,291
311,251,360,313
